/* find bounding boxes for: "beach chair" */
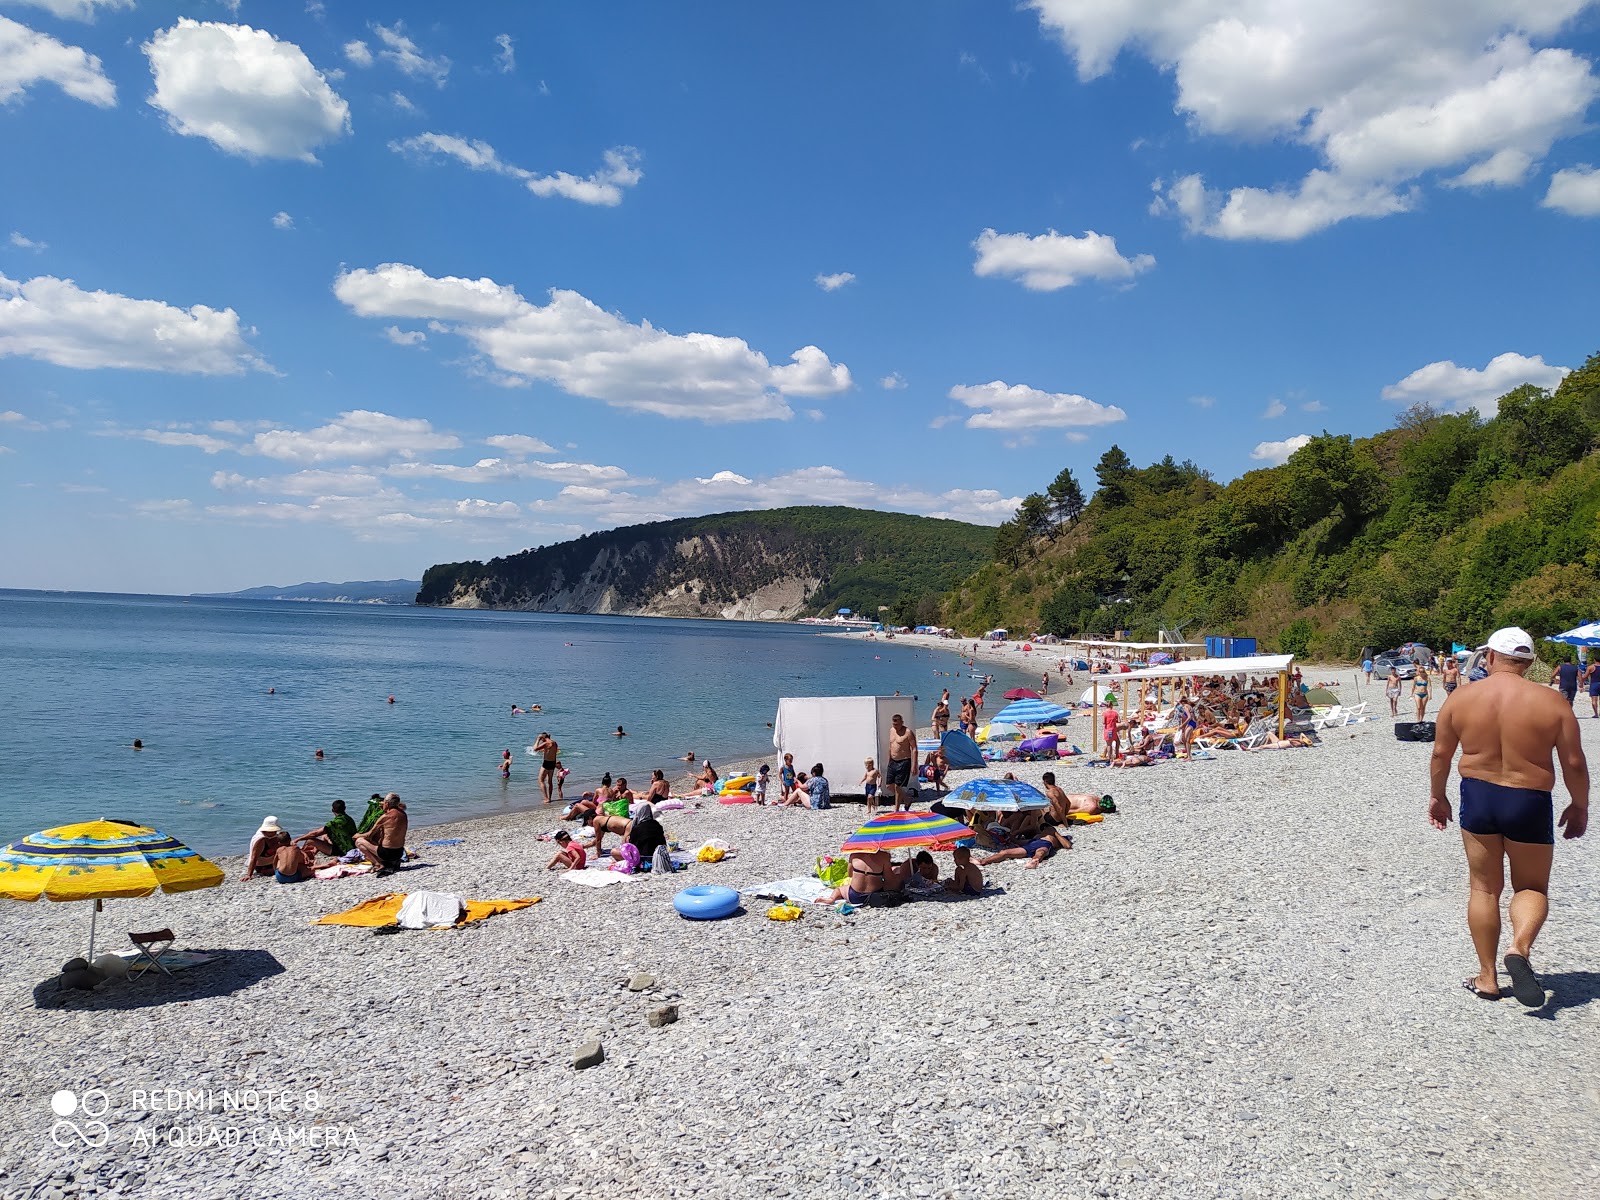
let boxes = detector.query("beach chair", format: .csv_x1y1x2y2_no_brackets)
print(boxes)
1314,705,1346,729
128,928,175,976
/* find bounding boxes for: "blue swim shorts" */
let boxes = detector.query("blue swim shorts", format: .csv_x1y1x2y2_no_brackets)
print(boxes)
1459,777,1554,845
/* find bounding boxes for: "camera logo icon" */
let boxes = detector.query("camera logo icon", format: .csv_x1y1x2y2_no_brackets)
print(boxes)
50,1089,110,1148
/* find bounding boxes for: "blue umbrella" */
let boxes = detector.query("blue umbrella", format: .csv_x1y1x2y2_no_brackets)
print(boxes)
943,778,1050,813
992,698,1073,724
1546,621,1600,647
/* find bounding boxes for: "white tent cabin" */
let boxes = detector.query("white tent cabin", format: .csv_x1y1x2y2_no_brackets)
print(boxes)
1085,653,1297,752
772,696,917,795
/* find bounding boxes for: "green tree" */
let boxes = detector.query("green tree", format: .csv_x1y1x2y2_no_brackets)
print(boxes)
1046,467,1086,528
1017,492,1052,539
1094,445,1134,507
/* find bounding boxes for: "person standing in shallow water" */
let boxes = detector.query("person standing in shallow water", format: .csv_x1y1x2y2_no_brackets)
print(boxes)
1429,628,1588,1005
533,732,558,803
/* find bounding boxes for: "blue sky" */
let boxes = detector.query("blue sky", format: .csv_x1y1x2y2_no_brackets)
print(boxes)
3,0,1599,594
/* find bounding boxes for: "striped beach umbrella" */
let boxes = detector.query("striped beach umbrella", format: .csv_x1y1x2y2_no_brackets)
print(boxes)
0,820,224,958
942,778,1050,813
1546,621,1600,647
839,811,975,854
992,698,1073,725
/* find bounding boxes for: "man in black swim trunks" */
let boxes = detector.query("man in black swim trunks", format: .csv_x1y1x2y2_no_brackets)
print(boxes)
885,713,918,812
533,732,559,804
978,826,1071,870
1430,627,1588,1005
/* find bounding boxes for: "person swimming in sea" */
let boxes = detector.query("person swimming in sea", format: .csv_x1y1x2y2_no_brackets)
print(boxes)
613,725,627,737
313,749,325,760
131,739,143,751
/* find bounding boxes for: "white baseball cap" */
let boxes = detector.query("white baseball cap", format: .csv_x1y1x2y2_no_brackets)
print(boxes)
1478,627,1536,659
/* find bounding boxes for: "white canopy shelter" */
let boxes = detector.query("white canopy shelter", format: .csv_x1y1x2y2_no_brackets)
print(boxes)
1069,639,1205,651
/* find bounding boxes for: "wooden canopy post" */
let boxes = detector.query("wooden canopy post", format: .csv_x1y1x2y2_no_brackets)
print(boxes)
1277,670,1288,739
1091,686,1099,754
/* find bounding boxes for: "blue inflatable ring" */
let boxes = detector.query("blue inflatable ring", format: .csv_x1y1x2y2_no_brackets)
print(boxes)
673,884,740,920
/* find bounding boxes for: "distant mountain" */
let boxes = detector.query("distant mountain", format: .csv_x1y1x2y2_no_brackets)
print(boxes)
417,506,994,623
196,579,421,604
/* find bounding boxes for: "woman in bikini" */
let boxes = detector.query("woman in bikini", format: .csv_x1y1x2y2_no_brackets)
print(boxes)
1412,664,1431,721
812,850,906,905
645,769,671,804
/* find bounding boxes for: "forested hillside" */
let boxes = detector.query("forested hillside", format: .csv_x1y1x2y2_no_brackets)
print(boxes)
941,352,1600,662
418,506,994,621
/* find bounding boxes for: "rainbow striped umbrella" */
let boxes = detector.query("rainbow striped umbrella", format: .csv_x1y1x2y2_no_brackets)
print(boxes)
0,819,224,959
840,811,975,854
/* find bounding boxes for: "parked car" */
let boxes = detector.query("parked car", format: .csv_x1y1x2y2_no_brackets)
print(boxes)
1372,651,1417,680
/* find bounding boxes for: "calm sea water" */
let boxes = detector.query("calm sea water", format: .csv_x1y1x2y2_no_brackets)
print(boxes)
0,592,1036,856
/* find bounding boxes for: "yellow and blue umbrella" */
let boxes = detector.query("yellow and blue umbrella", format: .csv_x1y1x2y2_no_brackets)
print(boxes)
0,820,224,958
840,811,974,854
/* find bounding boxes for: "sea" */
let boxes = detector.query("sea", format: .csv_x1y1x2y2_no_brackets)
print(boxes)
0,591,1040,856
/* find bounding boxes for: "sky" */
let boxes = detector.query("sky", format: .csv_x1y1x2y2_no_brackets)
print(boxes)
3,0,1599,594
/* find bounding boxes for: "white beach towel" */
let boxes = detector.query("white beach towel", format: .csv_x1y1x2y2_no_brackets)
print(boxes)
742,877,830,902
396,891,466,929
562,868,643,889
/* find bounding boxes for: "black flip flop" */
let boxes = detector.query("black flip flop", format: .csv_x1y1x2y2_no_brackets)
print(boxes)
1504,954,1544,1007
1461,978,1499,1001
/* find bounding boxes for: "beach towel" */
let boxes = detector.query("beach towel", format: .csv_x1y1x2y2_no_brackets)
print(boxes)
313,893,540,927
743,877,831,902
313,861,373,880
562,868,643,888
397,891,466,929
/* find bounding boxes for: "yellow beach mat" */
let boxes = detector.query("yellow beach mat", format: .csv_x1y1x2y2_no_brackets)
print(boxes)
313,893,540,928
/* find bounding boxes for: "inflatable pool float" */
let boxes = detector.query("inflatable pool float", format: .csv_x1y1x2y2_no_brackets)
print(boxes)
717,775,756,794
673,885,741,920
718,795,756,805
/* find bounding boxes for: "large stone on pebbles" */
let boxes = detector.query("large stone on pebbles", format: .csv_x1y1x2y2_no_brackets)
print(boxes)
573,1041,605,1070
627,972,655,992
647,1005,679,1028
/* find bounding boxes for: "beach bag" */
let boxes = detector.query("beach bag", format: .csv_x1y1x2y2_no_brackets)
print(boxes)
1395,721,1436,742
697,844,726,864
651,846,673,876
602,798,630,818
815,855,849,886
356,795,386,834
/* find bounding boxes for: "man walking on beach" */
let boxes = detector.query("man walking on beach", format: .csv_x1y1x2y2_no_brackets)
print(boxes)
885,713,917,811
534,731,559,804
1428,628,1588,1005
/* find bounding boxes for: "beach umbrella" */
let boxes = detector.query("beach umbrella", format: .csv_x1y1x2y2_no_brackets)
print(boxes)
1546,621,1600,647
1003,687,1043,701
942,778,1050,813
1078,685,1117,707
992,698,1074,725
0,819,224,959
839,811,975,853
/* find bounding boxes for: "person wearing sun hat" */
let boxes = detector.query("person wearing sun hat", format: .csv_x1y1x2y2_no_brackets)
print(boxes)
241,816,285,880
1428,627,1589,1006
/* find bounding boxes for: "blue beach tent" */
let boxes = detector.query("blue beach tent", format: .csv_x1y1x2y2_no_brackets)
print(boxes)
939,730,984,769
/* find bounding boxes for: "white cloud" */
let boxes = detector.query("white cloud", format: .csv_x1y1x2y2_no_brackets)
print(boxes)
116,429,235,454
493,33,514,74
252,410,462,464
270,211,293,230
1188,395,1215,408
0,14,115,107
0,272,271,374
371,21,449,87
334,263,852,422
383,325,425,346
948,380,1127,431
343,40,371,67
1543,164,1600,215
972,228,1154,290
1381,352,1571,413
1301,399,1326,412
8,0,132,19
484,433,556,456
391,132,643,207
1,408,47,430
880,372,907,390
1250,435,1314,464
133,498,192,514
389,91,415,113
815,271,856,292
9,230,46,250
212,468,385,496
387,457,636,487
144,20,350,162
1033,3,1600,240
1262,398,1286,419
60,482,107,493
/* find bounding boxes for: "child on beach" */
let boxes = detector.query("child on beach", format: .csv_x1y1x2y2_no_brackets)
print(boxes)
547,830,585,871
780,753,796,793
499,749,512,779
1385,671,1402,716
754,764,770,804
860,758,880,813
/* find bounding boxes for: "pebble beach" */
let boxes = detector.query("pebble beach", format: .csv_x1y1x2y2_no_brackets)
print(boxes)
2,668,1597,1200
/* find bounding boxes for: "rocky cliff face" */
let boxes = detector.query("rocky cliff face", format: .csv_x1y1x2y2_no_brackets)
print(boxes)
415,507,996,621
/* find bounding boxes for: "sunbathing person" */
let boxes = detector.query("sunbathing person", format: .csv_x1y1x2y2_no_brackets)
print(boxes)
355,794,408,876
697,761,719,792
777,771,810,808
944,846,983,896
273,836,313,884
1040,772,1099,824
1000,807,1045,840
615,807,666,865
242,816,285,880
1240,732,1315,752
1112,751,1153,767
910,850,939,884
978,826,1072,870
644,769,671,804
813,850,905,905
547,829,586,871
296,799,358,861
